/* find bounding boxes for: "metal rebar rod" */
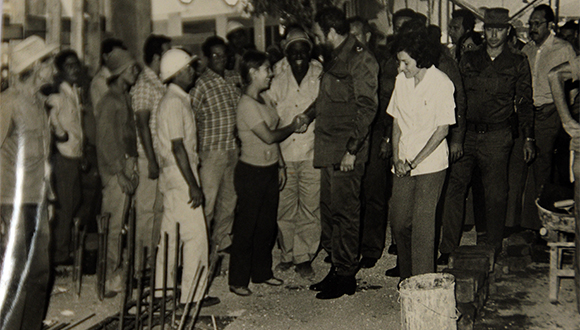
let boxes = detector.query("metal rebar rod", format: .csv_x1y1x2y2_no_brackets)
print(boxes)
172,222,181,326
60,313,96,330
161,232,169,330
148,245,158,330
177,263,204,330
135,243,146,330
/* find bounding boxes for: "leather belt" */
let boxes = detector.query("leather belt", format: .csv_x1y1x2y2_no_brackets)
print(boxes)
466,119,511,134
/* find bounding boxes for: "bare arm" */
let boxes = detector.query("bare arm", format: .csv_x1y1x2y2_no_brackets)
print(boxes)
135,111,159,179
548,61,580,136
171,138,203,208
251,118,301,145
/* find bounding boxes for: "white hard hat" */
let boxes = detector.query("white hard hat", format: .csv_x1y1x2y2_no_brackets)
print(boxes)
159,48,198,82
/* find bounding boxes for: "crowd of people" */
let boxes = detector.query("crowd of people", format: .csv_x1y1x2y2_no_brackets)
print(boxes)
1,4,579,330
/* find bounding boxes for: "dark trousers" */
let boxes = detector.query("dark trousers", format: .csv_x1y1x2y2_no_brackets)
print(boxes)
0,203,51,330
320,163,365,276
360,131,391,259
391,170,446,280
440,128,513,254
522,104,562,230
229,161,278,287
52,153,82,263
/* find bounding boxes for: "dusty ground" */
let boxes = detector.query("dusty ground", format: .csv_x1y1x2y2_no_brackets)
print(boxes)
45,228,580,329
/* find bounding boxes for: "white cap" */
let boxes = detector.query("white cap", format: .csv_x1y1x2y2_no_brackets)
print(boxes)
159,48,198,82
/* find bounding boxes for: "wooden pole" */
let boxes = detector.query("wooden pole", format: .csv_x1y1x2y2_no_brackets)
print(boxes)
253,15,266,52
46,0,62,46
71,0,84,59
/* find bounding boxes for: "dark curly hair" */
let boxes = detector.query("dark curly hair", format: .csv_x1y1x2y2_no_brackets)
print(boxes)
202,36,227,58
393,27,440,69
240,50,269,85
55,49,79,72
315,7,349,37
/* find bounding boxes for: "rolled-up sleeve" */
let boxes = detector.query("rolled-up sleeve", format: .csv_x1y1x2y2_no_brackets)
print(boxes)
346,51,379,154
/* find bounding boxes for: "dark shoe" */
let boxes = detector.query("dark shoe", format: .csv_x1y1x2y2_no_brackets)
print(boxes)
359,257,378,269
309,267,337,291
315,275,356,299
229,285,252,296
387,244,398,255
437,253,450,265
477,232,488,245
218,246,231,255
201,296,221,307
384,265,400,277
295,262,315,279
263,277,284,286
275,261,294,272
323,255,332,263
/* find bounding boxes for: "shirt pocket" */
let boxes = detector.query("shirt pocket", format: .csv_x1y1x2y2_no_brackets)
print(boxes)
21,130,45,168
322,72,350,103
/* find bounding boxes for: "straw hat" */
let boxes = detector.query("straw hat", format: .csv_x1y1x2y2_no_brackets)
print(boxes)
226,21,245,36
10,36,59,74
160,48,199,82
484,8,510,28
107,48,137,77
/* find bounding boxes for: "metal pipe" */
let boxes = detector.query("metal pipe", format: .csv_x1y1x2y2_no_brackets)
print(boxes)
177,263,204,330
135,244,146,330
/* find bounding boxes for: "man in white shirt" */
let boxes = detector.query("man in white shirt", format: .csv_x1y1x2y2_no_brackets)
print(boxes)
49,49,85,265
521,5,576,230
267,28,322,278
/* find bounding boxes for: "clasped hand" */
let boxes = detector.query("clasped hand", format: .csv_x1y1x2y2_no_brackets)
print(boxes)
292,114,310,133
394,159,412,177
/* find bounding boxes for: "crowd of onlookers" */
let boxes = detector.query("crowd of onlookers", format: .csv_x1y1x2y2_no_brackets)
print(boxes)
1,4,579,330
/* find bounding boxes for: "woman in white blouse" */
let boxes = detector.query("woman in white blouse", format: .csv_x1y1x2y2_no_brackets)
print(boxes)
386,28,456,281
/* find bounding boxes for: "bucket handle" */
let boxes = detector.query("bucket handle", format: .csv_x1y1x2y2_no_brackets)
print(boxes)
397,291,461,321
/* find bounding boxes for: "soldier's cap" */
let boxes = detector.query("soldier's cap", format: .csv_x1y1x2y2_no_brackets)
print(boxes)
484,8,510,28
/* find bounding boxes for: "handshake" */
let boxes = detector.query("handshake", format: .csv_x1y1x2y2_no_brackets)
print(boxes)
291,113,311,134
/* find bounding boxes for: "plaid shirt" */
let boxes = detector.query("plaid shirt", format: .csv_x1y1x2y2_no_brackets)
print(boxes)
130,66,166,156
190,68,242,151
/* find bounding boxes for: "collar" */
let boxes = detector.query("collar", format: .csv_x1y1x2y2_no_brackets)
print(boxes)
168,83,190,99
142,66,165,88
59,81,76,95
334,34,357,62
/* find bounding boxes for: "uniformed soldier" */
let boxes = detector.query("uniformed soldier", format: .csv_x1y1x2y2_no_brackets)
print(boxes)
304,7,379,300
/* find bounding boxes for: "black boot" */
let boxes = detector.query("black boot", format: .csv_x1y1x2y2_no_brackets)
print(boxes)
309,267,337,291
315,274,356,299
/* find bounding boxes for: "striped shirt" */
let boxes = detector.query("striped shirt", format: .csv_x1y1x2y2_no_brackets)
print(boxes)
130,66,166,156
190,68,242,151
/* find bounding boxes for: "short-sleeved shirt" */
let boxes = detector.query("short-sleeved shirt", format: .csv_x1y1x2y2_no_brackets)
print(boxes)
48,81,84,158
237,95,280,166
1,88,51,204
130,66,166,157
266,58,322,162
571,56,580,81
522,33,576,106
190,68,242,152
387,67,456,176
157,84,199,170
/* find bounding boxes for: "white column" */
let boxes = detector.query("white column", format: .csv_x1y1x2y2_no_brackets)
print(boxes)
71,0,84,59
46,0,62,45
253,15,266,52
216,16,228,39
167,12,183,37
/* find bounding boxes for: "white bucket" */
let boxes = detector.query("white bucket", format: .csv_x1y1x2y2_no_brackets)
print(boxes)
399,273,458,330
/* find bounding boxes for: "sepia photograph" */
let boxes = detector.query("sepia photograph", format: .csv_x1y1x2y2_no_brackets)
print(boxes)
0,0,579,329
